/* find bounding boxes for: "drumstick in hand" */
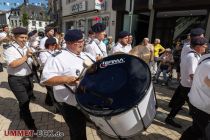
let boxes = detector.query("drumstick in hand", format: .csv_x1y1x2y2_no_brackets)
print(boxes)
78,59,93,79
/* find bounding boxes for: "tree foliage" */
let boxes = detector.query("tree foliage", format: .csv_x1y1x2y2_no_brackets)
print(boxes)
22,12,29,27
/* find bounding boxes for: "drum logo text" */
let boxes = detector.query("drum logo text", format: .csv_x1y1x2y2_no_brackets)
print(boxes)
99,58,125,68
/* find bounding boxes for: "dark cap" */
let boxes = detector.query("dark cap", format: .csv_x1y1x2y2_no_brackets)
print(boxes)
28,30,37,37
191,37,208,46
64,29,83,42
12,27,28,35
45,26,54,33
45,37,57,48
118,31,130,39
91,23,106,33
190,28,205,37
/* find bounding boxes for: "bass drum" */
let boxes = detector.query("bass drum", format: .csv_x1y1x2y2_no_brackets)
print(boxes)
76,54,157,138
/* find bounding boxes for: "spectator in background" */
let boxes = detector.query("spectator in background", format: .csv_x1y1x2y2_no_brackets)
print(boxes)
0,24,9,41
142,38,154,73
173,42,182,81
153,38,165,74
154,48,174,86
106,36,115,55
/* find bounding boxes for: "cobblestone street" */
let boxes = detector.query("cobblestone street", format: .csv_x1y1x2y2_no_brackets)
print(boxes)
0,50,192,140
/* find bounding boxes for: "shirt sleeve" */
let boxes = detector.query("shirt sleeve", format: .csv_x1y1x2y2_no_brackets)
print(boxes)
39,38,46,50
40,57,63,83
187,55,198,75
85,44,97,58
3,48,17,65
39,52,48,65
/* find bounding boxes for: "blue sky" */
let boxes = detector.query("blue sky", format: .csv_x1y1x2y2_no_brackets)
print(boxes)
0,0,48,11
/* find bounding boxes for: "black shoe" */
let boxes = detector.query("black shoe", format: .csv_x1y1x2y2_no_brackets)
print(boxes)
165,117,182,128
45,101,53,106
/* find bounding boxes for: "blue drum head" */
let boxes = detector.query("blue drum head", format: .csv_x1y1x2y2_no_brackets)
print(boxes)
76,54,151,116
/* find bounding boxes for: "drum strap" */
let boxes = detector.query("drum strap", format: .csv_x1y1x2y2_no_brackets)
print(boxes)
198,57,210,65
93,40,106,57
11,44,32,72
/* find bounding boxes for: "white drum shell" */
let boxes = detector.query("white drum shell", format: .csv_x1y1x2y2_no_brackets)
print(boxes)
89,83,156,138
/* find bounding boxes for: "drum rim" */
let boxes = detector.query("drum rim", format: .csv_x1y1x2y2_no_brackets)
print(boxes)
76,54,152,116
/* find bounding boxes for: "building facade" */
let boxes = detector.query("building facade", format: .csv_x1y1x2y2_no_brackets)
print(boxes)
0,11,10,29
8,2,49,32
61,0,116,39
113,0,210,47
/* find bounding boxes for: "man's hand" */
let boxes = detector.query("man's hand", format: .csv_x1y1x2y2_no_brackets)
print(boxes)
26,48,33,57
66,76,79,86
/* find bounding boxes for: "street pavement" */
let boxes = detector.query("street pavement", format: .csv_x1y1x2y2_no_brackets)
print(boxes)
0,47,192,140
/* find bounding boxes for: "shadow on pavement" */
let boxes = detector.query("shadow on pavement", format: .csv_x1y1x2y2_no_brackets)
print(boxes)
0,96,68,139
97,130,173,140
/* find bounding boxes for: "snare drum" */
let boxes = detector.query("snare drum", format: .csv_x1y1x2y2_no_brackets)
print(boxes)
76,54,157,138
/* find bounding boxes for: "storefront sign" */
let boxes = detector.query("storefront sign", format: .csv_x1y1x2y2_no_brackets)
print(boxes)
71,1,87,13
95,0,105,10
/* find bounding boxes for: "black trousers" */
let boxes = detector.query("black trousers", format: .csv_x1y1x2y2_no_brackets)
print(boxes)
59,103,87,140
45,86,54,105
168,84,191,118
8,74,36,128
180,105,210,140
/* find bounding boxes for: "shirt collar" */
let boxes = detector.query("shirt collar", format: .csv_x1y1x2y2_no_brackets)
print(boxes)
12,42,27,50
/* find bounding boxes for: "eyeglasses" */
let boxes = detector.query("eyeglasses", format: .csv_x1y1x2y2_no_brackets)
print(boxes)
74,40,84,44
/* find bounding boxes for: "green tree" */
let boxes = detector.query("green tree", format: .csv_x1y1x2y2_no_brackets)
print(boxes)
22,12,29,27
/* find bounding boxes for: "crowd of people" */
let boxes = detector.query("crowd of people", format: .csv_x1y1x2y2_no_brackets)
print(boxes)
0,23,209,140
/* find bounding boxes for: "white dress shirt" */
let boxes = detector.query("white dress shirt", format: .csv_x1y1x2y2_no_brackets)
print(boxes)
85,38,107,58
39,36,48,50
181,43,191,61
188,54,210,114
39,50,54,65
0,31,7,40
112,42,132,54
41,49,95,106
3,42,33,76
180,49,200,87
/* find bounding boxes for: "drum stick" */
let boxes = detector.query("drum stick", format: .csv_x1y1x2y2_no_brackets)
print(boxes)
78,59,93,79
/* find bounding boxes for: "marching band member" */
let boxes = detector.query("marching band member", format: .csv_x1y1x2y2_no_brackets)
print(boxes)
180,53,210,140
0,24,10,41
111,31,131,54
3,27,37,131
41,29,95,140
39,27,54,50
165,37,208,128
39,37,58,106
85,23,107,60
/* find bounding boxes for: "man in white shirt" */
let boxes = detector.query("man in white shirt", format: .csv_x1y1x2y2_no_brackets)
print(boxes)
39,37,58,106
85,23,107,60
41,29,95,140
181,28,205,60
39,27,54,50
0,24,9,41
3,27,37,131
165,37,208,128
180,54,210,140
112,31,131,54
169,27,205,110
